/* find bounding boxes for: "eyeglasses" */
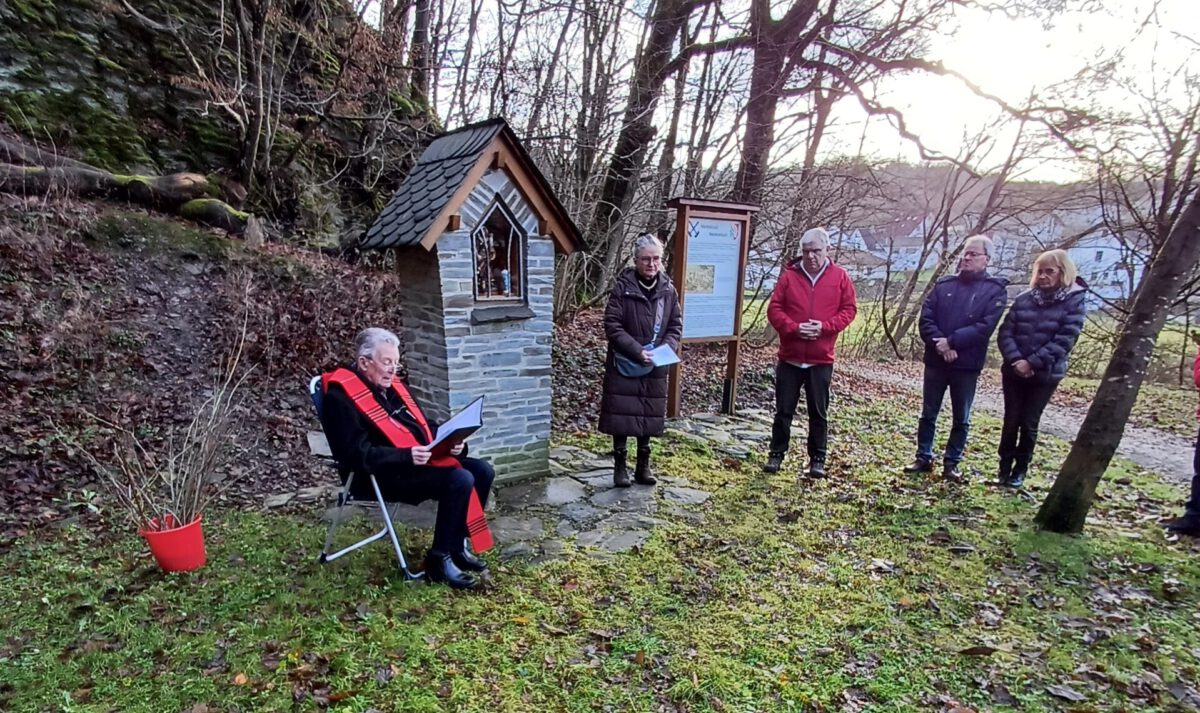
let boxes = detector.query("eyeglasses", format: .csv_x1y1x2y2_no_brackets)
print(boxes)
962,250,987,258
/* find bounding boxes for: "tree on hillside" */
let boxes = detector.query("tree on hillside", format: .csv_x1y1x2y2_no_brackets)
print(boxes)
585,0,703,296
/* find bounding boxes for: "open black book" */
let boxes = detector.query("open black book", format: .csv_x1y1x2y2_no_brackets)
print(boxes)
429,396,484,457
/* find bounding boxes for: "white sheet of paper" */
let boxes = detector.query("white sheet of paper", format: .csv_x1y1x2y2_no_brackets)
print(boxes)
431,396,485,449
648,344,680,367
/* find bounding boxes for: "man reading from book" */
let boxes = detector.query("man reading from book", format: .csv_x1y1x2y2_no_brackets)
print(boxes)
321,327,494,590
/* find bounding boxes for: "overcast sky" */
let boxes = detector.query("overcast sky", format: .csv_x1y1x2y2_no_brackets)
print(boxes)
827,0,1198,182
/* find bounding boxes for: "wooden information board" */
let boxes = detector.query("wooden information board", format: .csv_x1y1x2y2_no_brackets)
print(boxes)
666,197,759,417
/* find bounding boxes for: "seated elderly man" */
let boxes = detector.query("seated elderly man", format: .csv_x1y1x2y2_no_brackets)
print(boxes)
320,327,495,590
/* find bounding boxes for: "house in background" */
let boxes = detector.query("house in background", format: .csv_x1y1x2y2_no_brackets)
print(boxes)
748,202,1149,311
1066,233,1146,306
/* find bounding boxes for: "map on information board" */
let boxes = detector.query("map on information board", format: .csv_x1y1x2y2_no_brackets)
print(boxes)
681,217,743,339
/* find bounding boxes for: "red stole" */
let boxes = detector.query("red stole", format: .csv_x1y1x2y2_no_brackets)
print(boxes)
323,368,493,553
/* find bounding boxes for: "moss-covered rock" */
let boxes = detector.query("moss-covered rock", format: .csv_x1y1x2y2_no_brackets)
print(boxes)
88,211,235,259
0,0,428,244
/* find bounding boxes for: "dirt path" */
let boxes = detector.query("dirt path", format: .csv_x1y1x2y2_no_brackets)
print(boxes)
842,360,1195,486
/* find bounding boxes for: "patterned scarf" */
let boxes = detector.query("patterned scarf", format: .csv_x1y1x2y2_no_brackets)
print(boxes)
1032,286,1070,306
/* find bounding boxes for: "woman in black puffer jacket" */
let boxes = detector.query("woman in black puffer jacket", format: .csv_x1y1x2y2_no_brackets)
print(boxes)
995,249,1088,487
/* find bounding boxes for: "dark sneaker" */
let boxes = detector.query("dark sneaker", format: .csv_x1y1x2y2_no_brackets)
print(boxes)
762,452,784,474
1165,513,1200,537
1008,465,1028,489
903,459,933,474
807,460,827,479
943,464,965,484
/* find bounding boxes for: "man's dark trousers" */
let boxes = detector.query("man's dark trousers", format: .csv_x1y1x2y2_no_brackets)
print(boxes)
1188,425,1200,516
769,362,833,462
916,365,979,467
372,457,495,553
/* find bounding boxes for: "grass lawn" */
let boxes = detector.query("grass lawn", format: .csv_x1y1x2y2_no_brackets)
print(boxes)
3,400,1199,712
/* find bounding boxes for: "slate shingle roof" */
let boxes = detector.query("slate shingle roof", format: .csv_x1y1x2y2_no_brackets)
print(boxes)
361,120,504,249
361,118,583,253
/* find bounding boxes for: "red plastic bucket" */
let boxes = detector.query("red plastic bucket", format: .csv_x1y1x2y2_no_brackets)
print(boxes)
140,514,206,572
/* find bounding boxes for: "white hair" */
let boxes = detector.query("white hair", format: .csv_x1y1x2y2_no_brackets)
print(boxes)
801,228,829,248
633,233,664,258
354,327,400,361
963,234,994,257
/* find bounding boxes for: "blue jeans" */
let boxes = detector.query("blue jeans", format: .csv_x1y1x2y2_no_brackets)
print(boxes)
916,366,980,467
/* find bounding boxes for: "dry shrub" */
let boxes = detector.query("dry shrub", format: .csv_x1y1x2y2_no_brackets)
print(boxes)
212,254,411,381
80,330,253,530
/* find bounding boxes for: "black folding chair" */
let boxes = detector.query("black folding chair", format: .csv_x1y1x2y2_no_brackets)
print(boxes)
308,376,424,580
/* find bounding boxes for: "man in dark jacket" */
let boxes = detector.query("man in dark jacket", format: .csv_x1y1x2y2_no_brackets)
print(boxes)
321,328,495,590
904,235,1008,482
763,228,858,478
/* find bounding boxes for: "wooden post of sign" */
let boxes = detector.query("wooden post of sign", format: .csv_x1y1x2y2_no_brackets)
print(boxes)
666,198,760,418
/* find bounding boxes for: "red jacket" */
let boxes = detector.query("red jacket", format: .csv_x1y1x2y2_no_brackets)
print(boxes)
767,259,858,365
1193,347,1199,420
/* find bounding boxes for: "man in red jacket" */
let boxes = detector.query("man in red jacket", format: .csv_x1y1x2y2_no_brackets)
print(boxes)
1165,340,1200,537
764,228,859,477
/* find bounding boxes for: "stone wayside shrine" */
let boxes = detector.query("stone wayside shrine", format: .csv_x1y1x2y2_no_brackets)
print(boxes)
360,118,584,481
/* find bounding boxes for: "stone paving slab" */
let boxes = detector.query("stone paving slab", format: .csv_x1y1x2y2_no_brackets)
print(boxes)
489,515,545,542
718,445,752,459
559,502,602,524
575,529,650,553
662,486,711,507
571,469,615,487
589,486,659,513
307,431,332,458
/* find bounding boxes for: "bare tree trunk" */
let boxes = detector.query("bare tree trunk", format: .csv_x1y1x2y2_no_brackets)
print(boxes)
410,0,432,104
587,0,697,294
489,0,530,118
643,24,691,241
524,0,577,135
1,164,253,234
450,0,483,125
1036,188,1200,533
727,0,824,205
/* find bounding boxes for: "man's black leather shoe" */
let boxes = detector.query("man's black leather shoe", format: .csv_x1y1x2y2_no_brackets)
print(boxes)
425,551,477,590
943,464,965,484
903,459,932,474
452,548,488,572
808,460,827,479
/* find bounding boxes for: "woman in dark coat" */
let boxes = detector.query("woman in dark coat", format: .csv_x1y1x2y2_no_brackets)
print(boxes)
995,249,1087,487
599,234,683,488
